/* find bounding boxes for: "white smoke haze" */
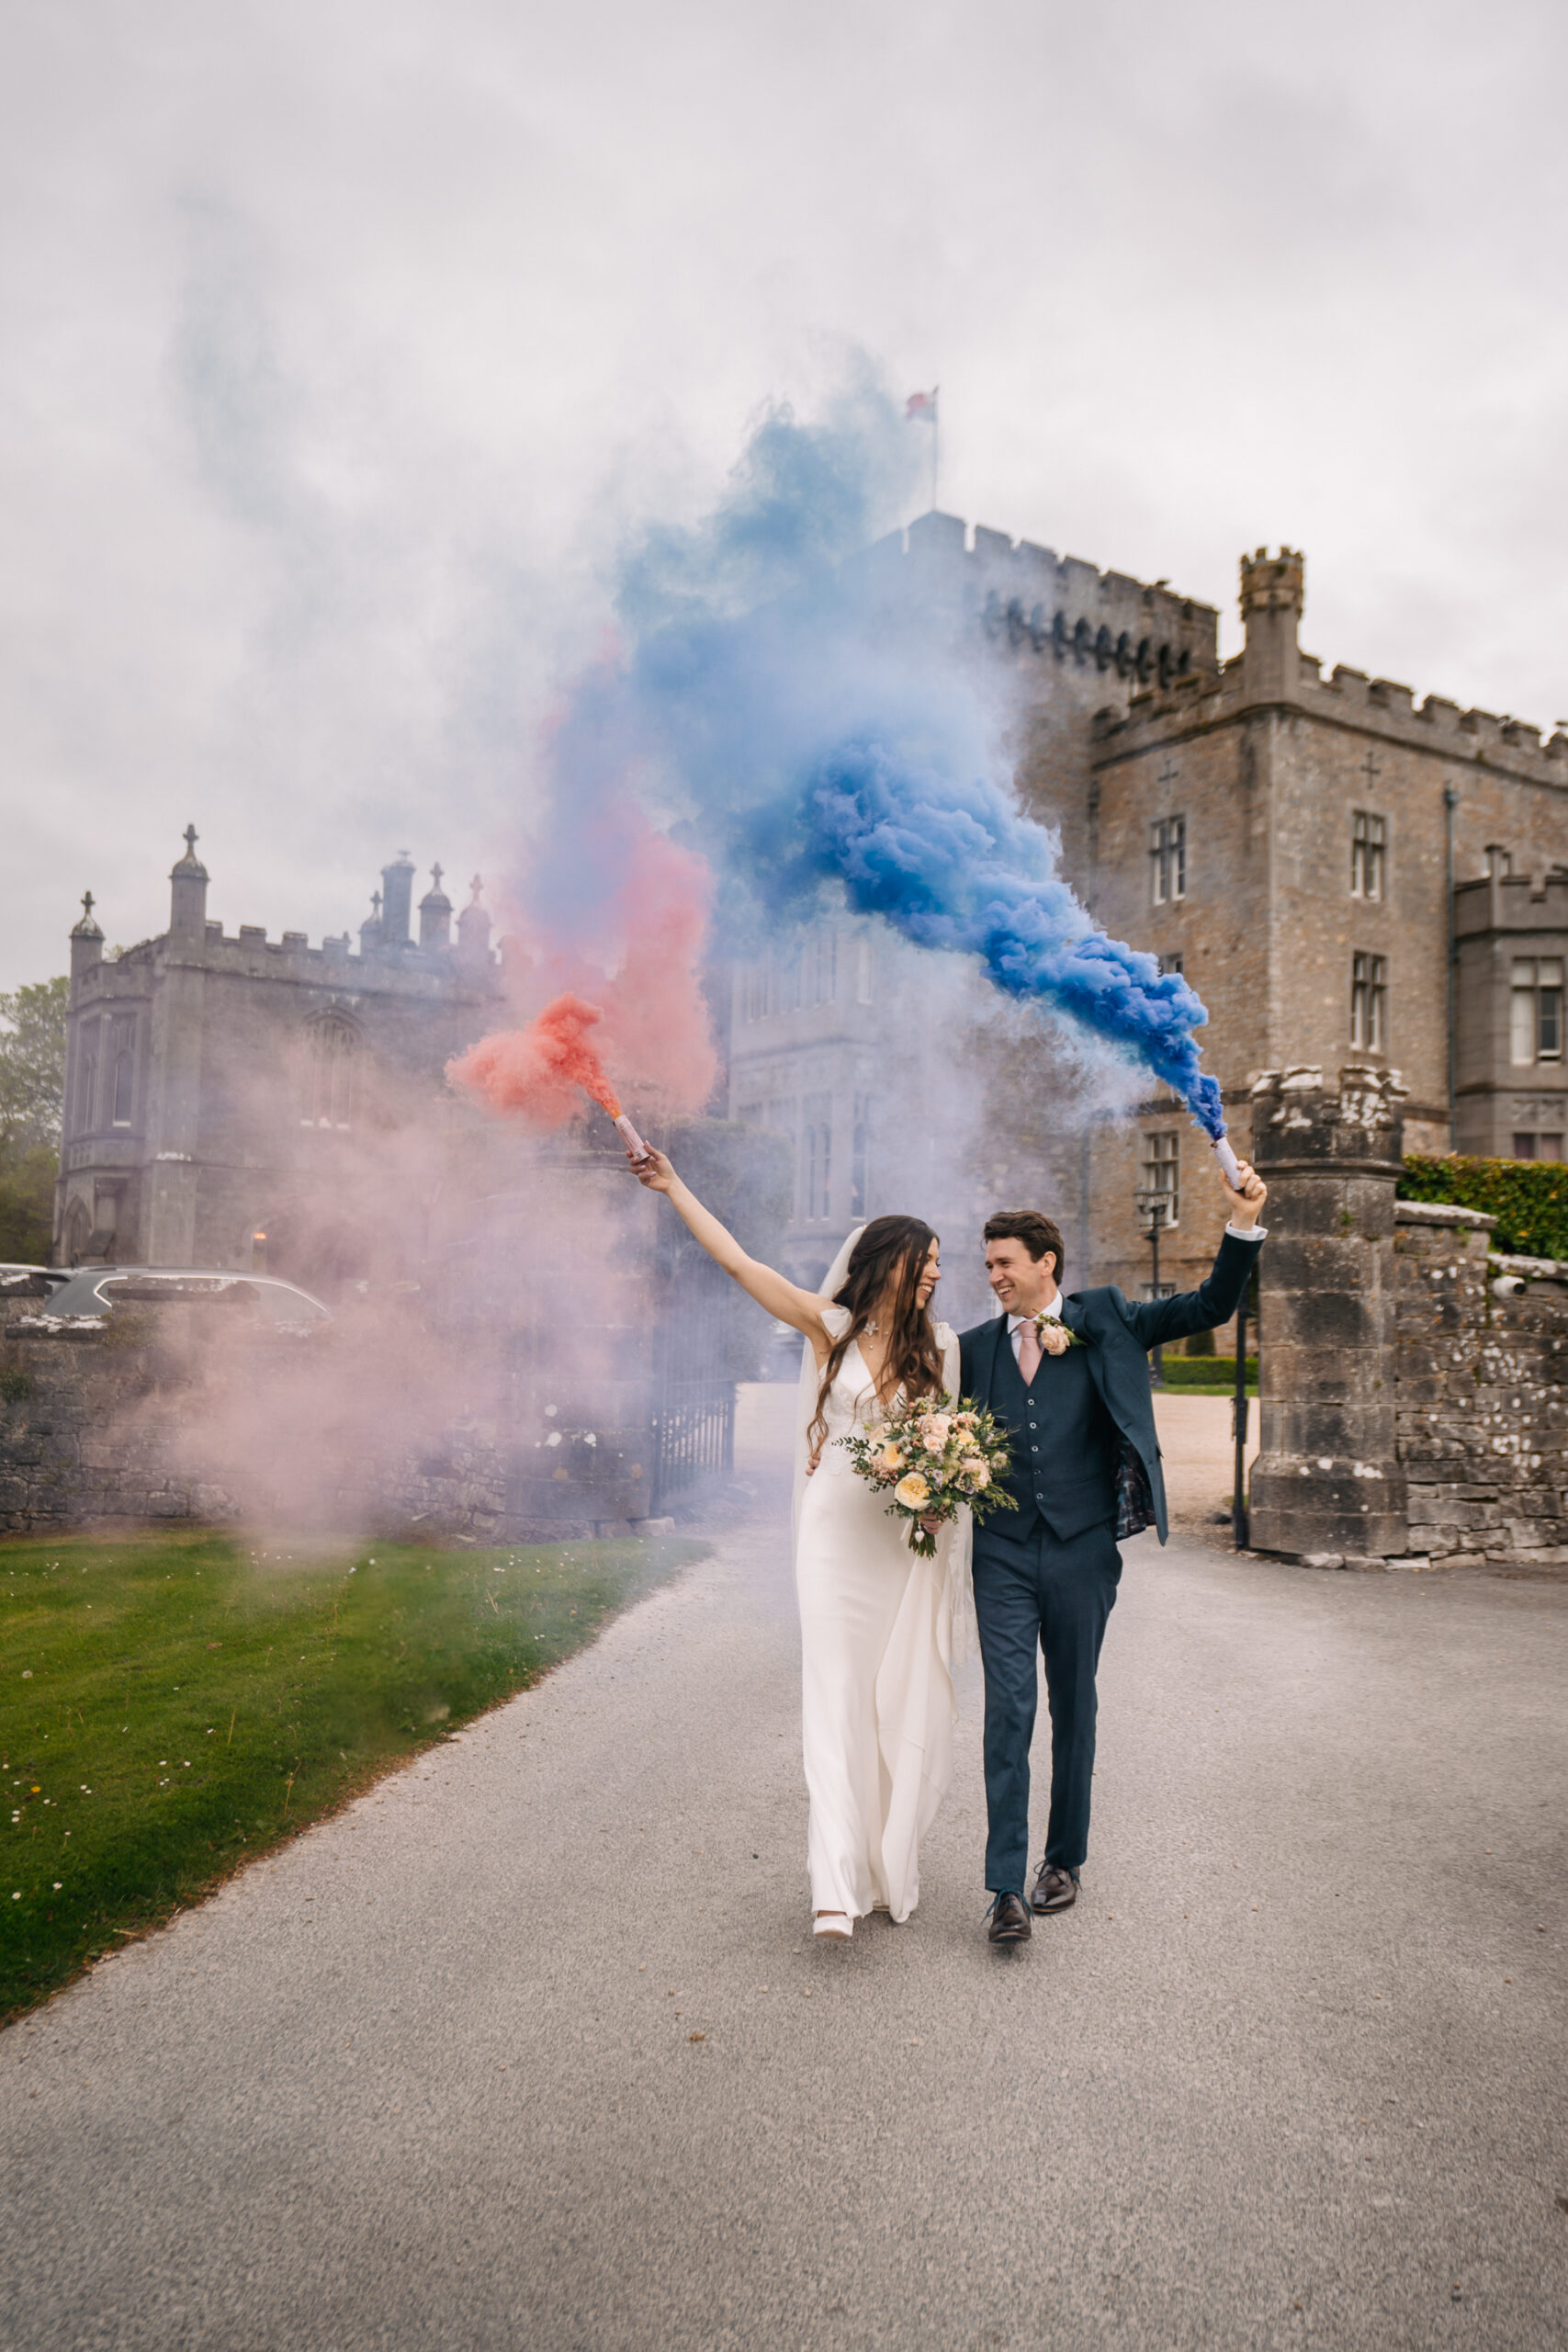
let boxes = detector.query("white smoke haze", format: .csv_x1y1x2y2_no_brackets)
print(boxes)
4,1,1568,994
4,2,1563,1531
96,1088,665,1544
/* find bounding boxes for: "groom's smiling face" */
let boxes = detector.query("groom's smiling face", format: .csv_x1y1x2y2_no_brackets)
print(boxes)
985,1237,1058,1317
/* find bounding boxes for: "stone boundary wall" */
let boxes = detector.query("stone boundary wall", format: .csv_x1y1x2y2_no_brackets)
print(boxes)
0,1321,664,1544
1236,1064,1568,1571
1394,1203,1568,1570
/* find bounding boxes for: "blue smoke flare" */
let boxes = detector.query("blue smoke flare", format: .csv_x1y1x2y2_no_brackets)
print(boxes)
547,385,1227,1141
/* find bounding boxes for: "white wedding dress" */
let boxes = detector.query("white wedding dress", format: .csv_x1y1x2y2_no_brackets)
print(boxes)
793,1295,974,1924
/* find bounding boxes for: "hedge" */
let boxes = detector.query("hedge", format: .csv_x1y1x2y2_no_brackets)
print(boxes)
1398,1154,1568,1262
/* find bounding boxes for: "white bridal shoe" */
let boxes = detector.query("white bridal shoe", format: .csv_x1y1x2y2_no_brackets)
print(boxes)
813,1912,853,1939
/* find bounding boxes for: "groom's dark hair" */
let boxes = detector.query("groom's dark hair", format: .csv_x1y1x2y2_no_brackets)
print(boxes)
984,1209,1065,1279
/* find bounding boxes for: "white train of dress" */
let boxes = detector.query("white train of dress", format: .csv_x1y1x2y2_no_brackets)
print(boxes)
793,1303,972,1923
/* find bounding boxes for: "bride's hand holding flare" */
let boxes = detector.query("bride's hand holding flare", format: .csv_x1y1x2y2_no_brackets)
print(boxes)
627,1145,838,1357
628,1144,674,1190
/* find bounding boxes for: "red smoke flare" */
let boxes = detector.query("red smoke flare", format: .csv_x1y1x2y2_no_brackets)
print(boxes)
448,993,623,1126
448,818,718,1134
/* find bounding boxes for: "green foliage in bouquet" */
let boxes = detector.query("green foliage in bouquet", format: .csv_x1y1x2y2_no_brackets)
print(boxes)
838,1393,1018,1558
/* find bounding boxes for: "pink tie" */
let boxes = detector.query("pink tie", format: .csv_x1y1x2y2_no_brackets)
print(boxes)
1016,1318,1043,1382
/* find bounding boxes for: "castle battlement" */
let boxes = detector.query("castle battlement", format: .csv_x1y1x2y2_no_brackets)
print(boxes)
1455,871,1568,937
69,836,501,1010
842,511,1222,687
1092,547,1568,788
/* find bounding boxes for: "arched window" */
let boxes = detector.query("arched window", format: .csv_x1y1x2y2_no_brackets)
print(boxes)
109,1016,136,1125
803,1092,831,1220
63,1198,91,1265
307,1017,357,1127
74,1021,100,1133
851,1093,871,1217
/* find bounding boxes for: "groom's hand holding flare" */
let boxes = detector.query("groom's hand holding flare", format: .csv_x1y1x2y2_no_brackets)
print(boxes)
1218,1155,1267,1229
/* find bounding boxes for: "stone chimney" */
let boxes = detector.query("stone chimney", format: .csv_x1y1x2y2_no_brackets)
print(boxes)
70,889,104,979
1247,1064,1410,1564
168,824,209,944
1238,546,1303,705
418,862,452,949
380,853,416,947
456,875,491,967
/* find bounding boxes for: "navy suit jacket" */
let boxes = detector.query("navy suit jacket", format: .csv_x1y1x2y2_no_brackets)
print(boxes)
958,1227,1262,1546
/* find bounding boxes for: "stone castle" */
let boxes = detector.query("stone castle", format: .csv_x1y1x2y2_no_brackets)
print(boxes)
54,519,1568,1348
726,520,1568,1323
59,839,502,1286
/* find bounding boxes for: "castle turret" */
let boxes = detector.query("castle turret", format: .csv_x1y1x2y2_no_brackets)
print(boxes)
360,889,384,952
380,853,416,947
169,824,209,944
419,862,452,949
70,889,103,978
456,874,492,967
1239,546,1303,705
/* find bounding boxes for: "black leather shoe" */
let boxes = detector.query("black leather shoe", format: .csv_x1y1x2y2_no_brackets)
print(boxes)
1030,1861,1080,1914
986,1891,1032,1944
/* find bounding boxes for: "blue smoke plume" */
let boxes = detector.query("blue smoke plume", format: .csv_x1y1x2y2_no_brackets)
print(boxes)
545,383,1226,1141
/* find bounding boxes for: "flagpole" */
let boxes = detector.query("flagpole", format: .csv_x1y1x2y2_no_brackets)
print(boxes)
931,386,940,513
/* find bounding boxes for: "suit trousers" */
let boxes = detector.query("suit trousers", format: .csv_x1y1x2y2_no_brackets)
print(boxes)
971,1516,1122,1892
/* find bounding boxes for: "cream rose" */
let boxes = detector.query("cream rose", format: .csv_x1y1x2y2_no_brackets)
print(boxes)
893,1472,931,1510
960,1458,991,1491
1037,1319,1071,1357
918,1412,953,1449
874,1443,906,1476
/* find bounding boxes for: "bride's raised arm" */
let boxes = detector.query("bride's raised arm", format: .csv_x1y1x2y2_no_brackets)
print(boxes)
631,1147,834,1354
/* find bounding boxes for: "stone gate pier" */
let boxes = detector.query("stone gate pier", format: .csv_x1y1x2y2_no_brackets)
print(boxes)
1247,1065,1412,1565
1247,1062,1568,1572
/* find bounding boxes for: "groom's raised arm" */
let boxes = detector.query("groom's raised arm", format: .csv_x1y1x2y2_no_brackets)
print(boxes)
1120,1156,1267,1351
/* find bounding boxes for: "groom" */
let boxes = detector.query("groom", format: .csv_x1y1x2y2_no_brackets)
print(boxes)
958,1154,1269,1945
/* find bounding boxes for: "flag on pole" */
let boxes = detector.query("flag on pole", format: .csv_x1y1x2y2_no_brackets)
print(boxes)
907,388,940,509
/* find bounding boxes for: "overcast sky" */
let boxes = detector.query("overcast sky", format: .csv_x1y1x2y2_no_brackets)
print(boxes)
4,0,1566,992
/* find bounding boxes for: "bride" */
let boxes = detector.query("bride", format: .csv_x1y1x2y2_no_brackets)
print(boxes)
631,1147,971,1938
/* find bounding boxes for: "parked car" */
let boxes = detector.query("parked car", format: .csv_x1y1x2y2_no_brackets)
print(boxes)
0,1263,72,1302
38,1267,331,1329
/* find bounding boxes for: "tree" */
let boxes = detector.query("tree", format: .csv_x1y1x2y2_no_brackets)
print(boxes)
0,976,68,1261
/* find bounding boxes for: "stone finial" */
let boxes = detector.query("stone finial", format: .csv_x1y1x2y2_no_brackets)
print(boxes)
457,874,492,963
1248,1063,1406,1174
70,888,104,978
168,822,209,941
171,822,209,880
419,862,453,950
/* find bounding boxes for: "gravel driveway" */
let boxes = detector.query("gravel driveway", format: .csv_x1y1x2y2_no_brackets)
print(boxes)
2,1391,1565,2350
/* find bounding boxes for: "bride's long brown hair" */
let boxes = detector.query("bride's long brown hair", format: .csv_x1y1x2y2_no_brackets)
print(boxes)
808,1216,943,1458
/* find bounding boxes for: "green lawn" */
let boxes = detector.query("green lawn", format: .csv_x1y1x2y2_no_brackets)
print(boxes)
2,1526,705,2019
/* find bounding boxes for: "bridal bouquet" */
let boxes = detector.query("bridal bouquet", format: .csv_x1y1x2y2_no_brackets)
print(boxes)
838,1393,1018,1558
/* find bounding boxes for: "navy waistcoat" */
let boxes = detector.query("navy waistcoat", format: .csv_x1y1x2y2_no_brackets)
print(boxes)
988,1327,1120,1544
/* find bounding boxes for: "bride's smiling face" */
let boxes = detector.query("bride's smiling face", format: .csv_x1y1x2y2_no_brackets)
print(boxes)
913,1238,941,1310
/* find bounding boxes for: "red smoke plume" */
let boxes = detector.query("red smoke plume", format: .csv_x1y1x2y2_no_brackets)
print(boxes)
447,993,622,1125
448,815,719,1130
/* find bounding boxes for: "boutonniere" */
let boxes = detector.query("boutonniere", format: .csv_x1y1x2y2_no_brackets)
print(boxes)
1033,1312,1083,1355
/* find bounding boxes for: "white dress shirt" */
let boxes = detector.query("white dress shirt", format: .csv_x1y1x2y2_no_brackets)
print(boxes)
1003,1222,1266,1364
